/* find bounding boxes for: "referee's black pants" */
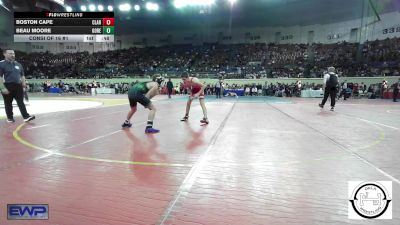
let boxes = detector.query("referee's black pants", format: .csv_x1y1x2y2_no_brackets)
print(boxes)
394,89,399,102
167,88,173,98
215,87,221,98
1,82,30,119
321,88,337,107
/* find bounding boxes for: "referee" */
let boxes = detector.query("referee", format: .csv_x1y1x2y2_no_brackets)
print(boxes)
0,49,35,123
319,67,339,111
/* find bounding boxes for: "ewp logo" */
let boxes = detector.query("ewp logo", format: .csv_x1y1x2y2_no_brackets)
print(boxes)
7,204,49,220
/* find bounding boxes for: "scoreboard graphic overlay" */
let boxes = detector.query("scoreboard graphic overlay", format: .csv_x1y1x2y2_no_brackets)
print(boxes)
14,12,114,43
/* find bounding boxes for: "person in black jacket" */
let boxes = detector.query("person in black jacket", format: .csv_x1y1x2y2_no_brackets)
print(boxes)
319,67,339,111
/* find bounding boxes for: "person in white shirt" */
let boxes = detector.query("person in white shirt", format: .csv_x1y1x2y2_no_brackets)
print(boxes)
319,67,339,111
245,86,250,96
297,80,302,89
381,80,388,99
296,80,302,97
252,86,258,96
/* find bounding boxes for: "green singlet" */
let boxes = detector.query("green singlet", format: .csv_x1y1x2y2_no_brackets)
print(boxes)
128,82,150,96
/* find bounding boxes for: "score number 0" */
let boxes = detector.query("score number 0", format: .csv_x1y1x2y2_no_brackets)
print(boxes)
102,18,114,26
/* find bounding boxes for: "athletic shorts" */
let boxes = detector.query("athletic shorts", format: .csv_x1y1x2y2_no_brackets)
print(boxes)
128,93,151,108
190,87,204,99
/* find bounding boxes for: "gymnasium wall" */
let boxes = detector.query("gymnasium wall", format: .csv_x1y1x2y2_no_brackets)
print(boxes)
1,9,399,52
117,11,400,47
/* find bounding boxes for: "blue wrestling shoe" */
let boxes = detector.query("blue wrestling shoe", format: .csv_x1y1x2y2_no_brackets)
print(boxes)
145,127,160,133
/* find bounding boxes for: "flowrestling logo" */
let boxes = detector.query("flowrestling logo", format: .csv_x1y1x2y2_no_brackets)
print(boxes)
7,204,49,220
348,181,392,219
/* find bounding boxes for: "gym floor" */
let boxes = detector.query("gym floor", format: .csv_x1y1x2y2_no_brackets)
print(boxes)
1,95,399,225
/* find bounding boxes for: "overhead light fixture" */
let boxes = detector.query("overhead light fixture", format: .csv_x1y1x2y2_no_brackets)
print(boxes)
146,2,159,11
65,6,72,12
80,5,87,11
173,0,215,8
0,0,11,12
146,2,153,10
108,5,113,11
173,0,185,9
119,3,131,12
98,5,104,11
134,4,140,11
89,4,96,11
